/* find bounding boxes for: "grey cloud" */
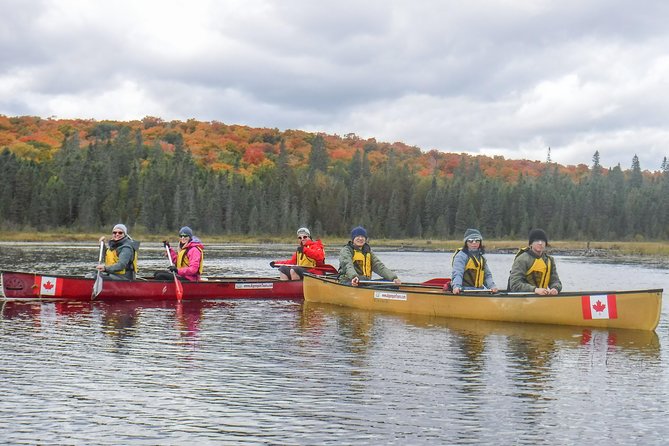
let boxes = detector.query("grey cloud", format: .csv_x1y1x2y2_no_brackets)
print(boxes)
1,0,668,169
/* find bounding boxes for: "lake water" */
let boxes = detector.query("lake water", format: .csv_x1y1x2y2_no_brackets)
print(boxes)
1,242,668,445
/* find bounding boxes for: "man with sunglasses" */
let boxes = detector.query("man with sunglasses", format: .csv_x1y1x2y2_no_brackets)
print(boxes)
271,227,326,281
96,223,139,280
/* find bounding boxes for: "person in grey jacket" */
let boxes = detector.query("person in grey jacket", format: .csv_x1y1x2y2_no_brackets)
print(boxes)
95,223,139,280
338,226,401,286
450,228,498,294
508,228,562,295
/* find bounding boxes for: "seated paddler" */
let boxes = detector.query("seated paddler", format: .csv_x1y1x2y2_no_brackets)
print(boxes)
156,226,205,282
95,223,140,280
338,226,401,287
508,228,562,295
271,227,326,281
449,228,498,294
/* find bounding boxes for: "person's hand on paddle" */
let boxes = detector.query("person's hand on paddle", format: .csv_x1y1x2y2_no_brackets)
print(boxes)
351,276,360,286
99,236,106,243
163,240,170,249
168,265,178,273
392,278,401,285
269,261,276,267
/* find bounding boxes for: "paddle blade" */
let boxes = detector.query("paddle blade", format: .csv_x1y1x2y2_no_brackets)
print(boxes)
175,276,184,302
421,278,451,287
92,273,103,299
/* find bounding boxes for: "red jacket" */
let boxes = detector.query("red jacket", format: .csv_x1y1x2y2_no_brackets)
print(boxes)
275,239,326,267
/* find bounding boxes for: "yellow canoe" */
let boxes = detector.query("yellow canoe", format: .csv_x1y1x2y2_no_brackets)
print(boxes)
302,275,663,331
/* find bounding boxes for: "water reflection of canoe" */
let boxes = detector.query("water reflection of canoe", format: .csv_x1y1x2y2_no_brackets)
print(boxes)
1,270,303,301
302,275,663,331
302,301,661,355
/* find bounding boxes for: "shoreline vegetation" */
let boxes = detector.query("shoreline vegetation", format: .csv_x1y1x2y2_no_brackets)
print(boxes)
2,231,669,263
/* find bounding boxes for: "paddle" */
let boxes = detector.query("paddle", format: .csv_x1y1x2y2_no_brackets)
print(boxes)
358,279,447,289
166,244,184,302
270,262,338,275
91,240,104,299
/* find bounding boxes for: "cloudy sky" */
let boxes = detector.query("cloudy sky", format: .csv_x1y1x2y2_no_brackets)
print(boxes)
2,0,668,169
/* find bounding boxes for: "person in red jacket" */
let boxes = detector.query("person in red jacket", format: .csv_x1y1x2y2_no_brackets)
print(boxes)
271,227,326,280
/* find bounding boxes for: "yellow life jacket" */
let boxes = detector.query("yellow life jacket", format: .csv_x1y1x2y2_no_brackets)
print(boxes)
104,243,139,275
352,248,372,278
176,245,204,275
452,248,485,288
296,250,316,267
516,248,552,288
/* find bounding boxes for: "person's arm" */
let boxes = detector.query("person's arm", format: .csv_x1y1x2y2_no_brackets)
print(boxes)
483,260,498,291
303,240,325,263
370,251,398,281
338,246,358,282
450,252,467,293
272,252,297,266
508,254,535,292
548,255,562,293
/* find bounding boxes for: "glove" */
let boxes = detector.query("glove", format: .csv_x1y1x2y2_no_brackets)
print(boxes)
168,265,177,273
163,240,170,248
269,261,276,267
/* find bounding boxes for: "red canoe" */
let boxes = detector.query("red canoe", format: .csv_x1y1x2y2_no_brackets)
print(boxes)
0,270,304,301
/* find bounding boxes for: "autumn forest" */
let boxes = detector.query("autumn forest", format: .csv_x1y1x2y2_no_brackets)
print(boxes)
1,115,668,241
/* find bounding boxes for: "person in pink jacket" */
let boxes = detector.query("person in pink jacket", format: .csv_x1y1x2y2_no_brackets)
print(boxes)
162,226,205,281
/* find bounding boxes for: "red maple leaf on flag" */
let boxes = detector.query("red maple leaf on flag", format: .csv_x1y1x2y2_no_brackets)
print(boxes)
592,299,607,313
44,280,54,290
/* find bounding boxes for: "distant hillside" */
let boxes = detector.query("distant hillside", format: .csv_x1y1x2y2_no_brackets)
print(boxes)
1,114,597,181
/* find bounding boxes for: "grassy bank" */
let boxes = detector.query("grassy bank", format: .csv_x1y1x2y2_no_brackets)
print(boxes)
1,231,668,257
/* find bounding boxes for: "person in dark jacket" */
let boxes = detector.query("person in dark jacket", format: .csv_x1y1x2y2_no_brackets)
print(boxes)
508,228,562,295
338,226,400,286
95,223,139,280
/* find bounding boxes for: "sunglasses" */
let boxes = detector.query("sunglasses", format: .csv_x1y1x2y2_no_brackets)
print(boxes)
298,236,309,240
467,239,481,243
112,231,124,235
179,234,190,238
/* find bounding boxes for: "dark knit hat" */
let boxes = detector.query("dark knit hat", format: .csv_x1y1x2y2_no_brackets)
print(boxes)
179,226,194,238
528,228,548,245
463,228,483,242
351,226,368,239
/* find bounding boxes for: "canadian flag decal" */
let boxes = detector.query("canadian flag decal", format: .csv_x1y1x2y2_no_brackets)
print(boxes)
582,294,618,320
38,276,63,296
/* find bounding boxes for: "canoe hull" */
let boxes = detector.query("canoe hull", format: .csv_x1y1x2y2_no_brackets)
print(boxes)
1,270,303,301
303,275,663,331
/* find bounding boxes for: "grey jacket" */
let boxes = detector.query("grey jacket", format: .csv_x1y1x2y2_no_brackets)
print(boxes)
451,249,496,290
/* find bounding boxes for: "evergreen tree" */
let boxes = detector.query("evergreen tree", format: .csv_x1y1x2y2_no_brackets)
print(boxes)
629,154,642,188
